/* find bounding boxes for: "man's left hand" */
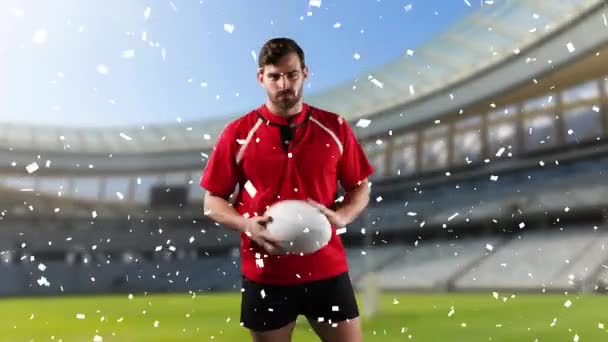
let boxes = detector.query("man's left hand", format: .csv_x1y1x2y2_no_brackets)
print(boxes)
307,199,348,227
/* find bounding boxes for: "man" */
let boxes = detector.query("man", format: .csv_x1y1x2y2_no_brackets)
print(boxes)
201,37,373,342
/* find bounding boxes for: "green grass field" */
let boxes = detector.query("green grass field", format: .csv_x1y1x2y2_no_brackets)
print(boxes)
0,292,606,341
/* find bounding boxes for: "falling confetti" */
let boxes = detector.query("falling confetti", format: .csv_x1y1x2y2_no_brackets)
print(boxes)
32,29,47,44
356,119,371,128
244,181,257,198
223,24,235,34
566,41,575,53
96,64,109,75
309,0,322,8
26,162,39,174
369,78,383,88
122,50,135,59
144,6,151,20
119,133,133,141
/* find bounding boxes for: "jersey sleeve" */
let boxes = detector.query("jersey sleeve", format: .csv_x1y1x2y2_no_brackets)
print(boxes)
337,119,374,192
200,123,240,198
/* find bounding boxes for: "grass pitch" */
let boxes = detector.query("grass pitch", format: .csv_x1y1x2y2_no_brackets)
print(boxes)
0,292,606,341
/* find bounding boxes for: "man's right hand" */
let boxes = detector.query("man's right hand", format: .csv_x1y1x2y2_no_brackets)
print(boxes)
241,216,285,255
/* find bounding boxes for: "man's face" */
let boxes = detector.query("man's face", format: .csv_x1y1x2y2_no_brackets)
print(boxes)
257,52,308,112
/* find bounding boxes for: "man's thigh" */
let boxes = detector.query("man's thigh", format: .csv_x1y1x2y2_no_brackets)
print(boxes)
240,276,302,333
300,272,360,326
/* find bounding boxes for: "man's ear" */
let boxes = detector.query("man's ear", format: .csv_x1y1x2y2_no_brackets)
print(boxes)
257,68,264,86
302,66,309,80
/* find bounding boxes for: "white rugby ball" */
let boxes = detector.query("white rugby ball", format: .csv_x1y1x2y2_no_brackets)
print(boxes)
264,200,332,255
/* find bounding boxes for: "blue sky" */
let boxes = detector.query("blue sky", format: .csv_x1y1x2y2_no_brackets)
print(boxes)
0,0,476,127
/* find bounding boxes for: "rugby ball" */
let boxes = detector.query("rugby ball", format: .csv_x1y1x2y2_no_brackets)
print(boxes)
264,200,332,255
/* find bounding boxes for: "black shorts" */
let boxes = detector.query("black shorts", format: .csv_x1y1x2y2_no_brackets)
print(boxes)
240,272,360,332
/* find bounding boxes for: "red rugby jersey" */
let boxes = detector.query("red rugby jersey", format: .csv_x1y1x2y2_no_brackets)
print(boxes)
200,103,374,285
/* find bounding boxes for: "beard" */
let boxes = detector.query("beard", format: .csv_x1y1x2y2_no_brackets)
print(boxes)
269,85,303,112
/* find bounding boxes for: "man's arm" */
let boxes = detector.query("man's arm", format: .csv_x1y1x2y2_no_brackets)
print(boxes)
203,191,284,254
203,191,247,233
308,179,370,227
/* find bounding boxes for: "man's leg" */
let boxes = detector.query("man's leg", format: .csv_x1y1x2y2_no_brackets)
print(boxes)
249,321,297,342
306,316,363,342
301,272,363,342
240,276,301,342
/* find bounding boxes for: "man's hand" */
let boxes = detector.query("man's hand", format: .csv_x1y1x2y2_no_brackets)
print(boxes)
241,216,285,255
307,199,348,227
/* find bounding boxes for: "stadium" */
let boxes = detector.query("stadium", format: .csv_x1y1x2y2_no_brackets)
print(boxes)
1,0,608,341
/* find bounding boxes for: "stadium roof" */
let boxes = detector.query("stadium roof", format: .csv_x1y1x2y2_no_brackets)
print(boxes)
0,0,602,154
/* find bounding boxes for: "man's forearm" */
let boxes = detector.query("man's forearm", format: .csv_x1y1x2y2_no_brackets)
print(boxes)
203,192,247,233
336,180,370,225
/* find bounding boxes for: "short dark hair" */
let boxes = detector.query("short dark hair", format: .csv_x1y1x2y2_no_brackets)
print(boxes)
258,38,305,70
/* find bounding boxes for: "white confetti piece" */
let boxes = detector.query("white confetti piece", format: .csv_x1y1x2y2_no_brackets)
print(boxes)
189,236,195,243
332,306,339,311
32,29,47,44
122,50,135,59
37,276,50,287
26,162,39,174
93,335,103,342
38,263,46,271
353,52,361,60
260,289,266,299
404,4,413,12
45,160,51,168
153,320,159,328
603,13,607,27
251,50,257,62
143,6,151,20
244,180,257,198
566,42,575,53
550,317,558,327
370,78,383,88
119,133,132,141
573,334,579,342
448,212,459,221
490,175,498,181
492,292,499,299
407,212,417,216
223,24,235,34
448,306,455,317
519,222,525,229
336,227,347,235
10,8,24,17
76,313,86,320
496,147,505,157
464,0,471,7
116,192,124,200
485,244,494,252
564,299,572,308
406,49,414,56
592,105,600,112
96,64,109,75
92,211,97,218
333,22,341,28
599,322,605,329
54,208,61,213
564,207,570,212
309,0,321,8
355,119,371,129
567,129,574,135
409,85,415,95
